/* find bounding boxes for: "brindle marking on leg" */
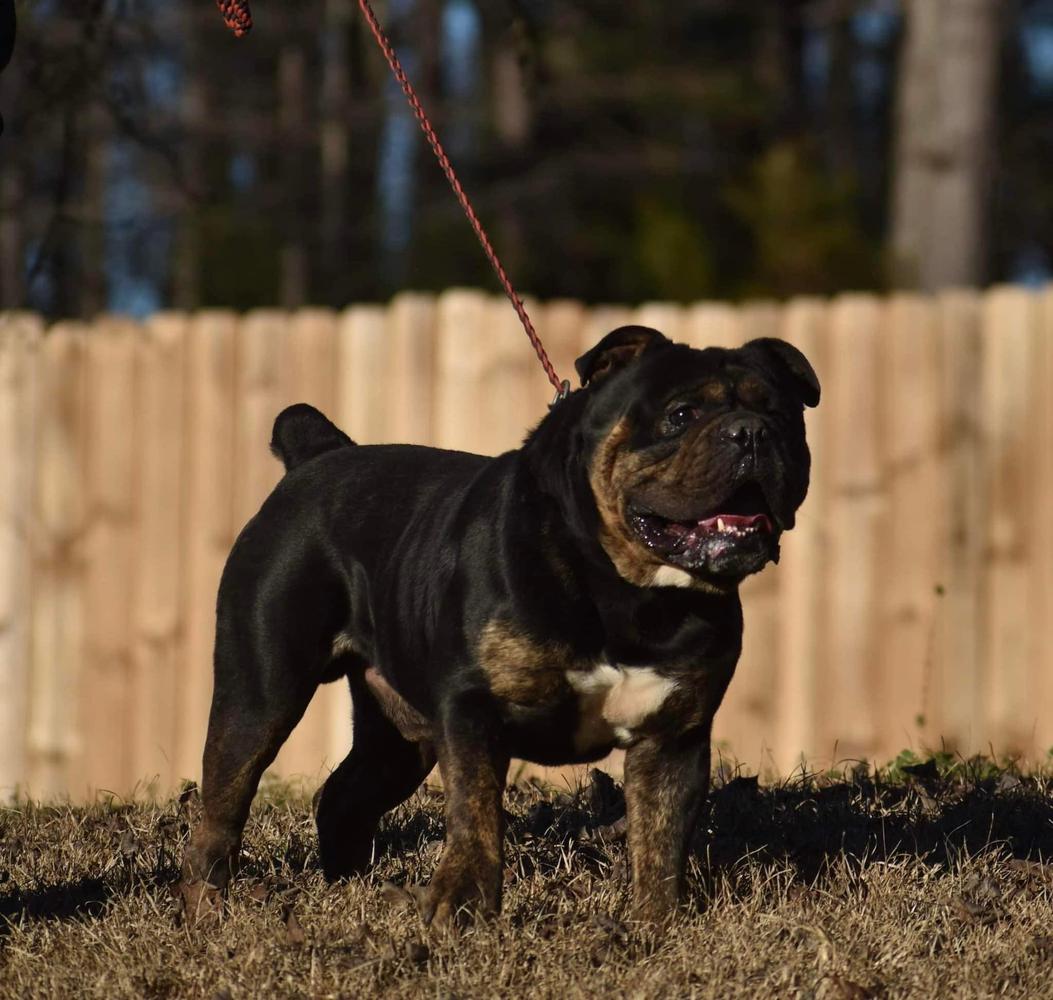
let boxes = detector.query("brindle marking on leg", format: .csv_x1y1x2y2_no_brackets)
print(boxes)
364,666,434,741
623,734,711,926
422,733,509,928
476,619,577,704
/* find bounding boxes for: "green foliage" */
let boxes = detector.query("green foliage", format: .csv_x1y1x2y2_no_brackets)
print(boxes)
727,142,885,297
196,207,281,311
631,195,716,302
882,748,1032,785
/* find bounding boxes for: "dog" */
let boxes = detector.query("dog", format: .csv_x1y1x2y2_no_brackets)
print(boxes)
180,324,819,926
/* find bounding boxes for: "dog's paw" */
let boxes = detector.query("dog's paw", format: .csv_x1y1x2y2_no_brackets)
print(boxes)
176,877,224,927
417,856,500,929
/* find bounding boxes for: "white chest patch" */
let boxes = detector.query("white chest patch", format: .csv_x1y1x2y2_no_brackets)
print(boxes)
565,664,679,752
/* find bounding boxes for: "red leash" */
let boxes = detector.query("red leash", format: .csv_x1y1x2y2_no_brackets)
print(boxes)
214,0,570,402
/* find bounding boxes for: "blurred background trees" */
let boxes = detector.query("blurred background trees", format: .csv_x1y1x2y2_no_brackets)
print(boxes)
1,0,1051,318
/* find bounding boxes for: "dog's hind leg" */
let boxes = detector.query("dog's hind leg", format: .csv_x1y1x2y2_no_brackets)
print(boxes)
181,616,318,903
315,666,435,880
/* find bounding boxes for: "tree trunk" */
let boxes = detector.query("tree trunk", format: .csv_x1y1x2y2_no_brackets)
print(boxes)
826,0,857,176
279,41,307,308
0,141,22,309
319,0,350,305
79,104,108,318
173,4,205,311
891,0,1001,291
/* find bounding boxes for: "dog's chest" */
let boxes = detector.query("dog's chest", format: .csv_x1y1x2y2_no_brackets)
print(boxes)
565,664,678,752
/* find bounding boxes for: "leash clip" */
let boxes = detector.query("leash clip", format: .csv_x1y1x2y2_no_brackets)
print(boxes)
549,379,571,409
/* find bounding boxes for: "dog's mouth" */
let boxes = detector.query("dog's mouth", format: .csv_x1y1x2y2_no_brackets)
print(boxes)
628,482,778,578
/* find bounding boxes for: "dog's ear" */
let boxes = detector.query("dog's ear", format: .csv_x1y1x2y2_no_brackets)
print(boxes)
575,326,669,387
743,338,820,408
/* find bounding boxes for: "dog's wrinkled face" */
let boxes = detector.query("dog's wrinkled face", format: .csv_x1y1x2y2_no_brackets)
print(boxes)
578,326,819,588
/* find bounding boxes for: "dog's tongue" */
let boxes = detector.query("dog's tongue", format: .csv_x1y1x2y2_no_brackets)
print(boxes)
697,513,772,534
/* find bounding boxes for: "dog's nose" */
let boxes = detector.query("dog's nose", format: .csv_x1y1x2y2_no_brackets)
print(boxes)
722,415,768,453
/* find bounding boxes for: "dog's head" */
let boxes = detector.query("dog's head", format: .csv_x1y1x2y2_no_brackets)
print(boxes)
570,325,819,589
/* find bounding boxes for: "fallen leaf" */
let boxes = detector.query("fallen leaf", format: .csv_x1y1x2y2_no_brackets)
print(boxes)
282,904,306,946
155,815,177,836
405,939,430,964
821,973,880,999
1030,935,1053,959
380,880,417,912
119,829,142,860
346,922,375,947
594,816,628,844
913,787,941,817
952,895,996,925
590,912,630,947
1009,859,1052,882
420,839,444,860
246,881,269,904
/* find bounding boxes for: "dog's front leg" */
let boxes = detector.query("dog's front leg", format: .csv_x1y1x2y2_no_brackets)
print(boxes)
422,689,510,927
623,728,711,924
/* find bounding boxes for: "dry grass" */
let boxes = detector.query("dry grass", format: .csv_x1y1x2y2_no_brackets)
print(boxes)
2,756,1052,999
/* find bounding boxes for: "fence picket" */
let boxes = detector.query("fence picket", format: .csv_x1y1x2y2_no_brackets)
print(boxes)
0,315,40,798
28,323,87,798
877,294,941,756
388,293,437,445
1035,288,1053,755
131,314,186,793
934,290,983,753
823,295,883,761
78,318,139,796
177,311,237,786
434,290,491,454
633,302,686,343
773,298,828,772
980,288,1037,752
685,301,742,350
541,299,587,392
483,295,542,455
233,311,289,526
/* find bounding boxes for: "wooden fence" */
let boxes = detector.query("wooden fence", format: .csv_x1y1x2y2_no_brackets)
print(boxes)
1,287,1052,801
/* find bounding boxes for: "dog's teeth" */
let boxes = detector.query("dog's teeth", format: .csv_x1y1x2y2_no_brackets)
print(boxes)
717,518,726,532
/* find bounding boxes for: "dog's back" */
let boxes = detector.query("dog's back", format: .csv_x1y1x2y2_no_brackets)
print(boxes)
270,403,355,472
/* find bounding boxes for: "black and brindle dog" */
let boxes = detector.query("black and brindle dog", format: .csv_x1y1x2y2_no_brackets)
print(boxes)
180,324,819,926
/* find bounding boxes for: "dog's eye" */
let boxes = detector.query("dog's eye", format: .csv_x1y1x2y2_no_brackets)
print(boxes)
664,405,701,434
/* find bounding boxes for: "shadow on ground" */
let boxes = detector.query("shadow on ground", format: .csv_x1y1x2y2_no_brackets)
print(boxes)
2,756,1051,930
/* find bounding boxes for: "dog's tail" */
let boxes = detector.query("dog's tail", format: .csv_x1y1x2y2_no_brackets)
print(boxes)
271,403,355,472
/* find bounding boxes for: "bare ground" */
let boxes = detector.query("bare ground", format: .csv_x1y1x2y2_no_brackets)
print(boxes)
2,755,1052,999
